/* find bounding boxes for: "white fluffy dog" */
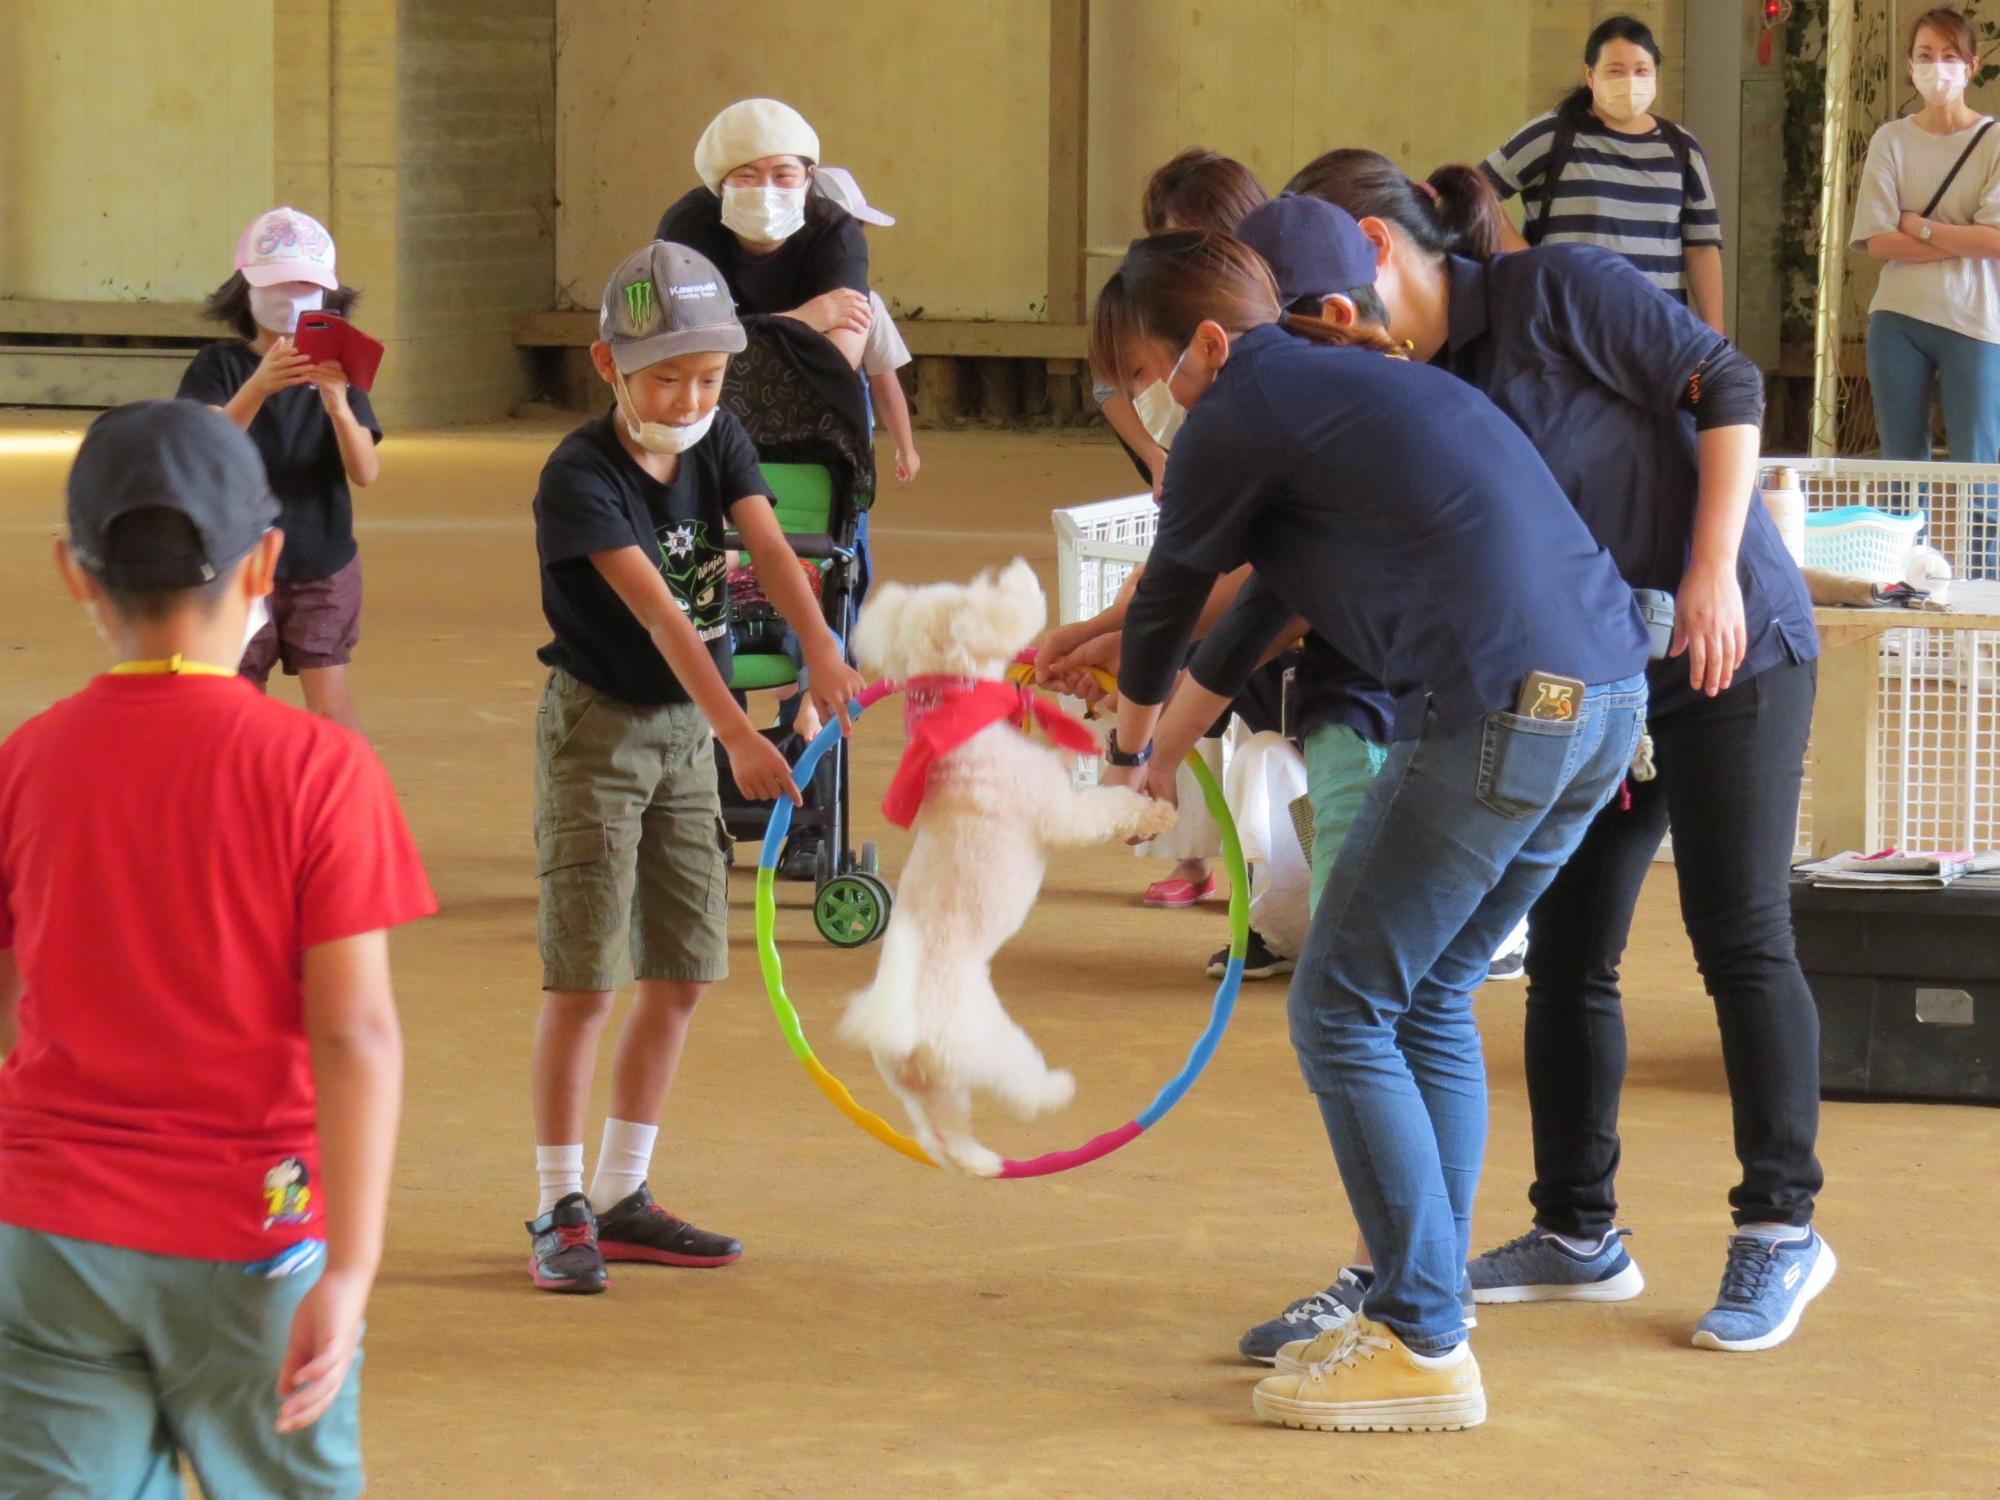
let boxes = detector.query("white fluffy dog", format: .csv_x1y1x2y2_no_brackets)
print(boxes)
841,559,1177,1176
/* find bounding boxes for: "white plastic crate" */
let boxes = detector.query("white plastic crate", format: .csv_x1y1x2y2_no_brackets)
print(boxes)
1052,493,1158,626
1774,456,2000,582
1801,505,1927,583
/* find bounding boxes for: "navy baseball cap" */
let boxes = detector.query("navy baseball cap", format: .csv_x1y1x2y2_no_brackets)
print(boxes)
66,400,278,589
1237,195,1378,306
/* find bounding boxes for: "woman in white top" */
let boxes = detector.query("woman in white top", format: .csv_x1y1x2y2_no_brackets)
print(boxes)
1853,6,2000,470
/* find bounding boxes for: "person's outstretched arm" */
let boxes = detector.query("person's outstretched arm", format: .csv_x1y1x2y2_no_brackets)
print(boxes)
278,930,402,1434
871,370,921,482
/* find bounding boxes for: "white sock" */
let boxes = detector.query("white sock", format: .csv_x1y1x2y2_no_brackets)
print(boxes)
1407,1341,1471,1369
535,1143,584,1217
588,1118,658,1212
1738,1221,1809,1245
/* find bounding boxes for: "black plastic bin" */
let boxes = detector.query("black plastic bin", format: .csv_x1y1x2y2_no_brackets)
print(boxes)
1791,876,2000,1105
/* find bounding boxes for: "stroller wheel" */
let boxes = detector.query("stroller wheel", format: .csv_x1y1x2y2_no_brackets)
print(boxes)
858,841,879,876
813,873,893,948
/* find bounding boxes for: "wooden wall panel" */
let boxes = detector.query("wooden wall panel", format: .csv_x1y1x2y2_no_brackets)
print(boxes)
1090,0,1535,254
0,0,274,301
554,0,1049,323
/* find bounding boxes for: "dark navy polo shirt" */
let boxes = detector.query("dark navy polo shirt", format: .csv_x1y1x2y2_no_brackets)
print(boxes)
1152,324,1648,738
1435,245,1817,720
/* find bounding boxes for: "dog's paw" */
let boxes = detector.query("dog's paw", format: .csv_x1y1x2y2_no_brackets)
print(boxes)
944,1141,1006,1178
1132,800,1179,840
1039,1067,1076,1113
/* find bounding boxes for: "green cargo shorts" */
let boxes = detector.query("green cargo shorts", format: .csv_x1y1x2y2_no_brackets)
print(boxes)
534,669,732,992
1304,722,1391,910
0,1224,362,1500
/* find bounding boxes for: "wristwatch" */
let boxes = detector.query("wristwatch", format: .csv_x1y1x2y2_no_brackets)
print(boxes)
1104,729,1153,767
1919,219,1936,243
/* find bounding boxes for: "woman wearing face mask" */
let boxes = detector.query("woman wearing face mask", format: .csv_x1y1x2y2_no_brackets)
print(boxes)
179,206,380,730
1290,151,1832,1354
1483,15,1727,333
1854,7,2000,478
655,98,872,370
1064,151,1276,915
1099,229,1649,1433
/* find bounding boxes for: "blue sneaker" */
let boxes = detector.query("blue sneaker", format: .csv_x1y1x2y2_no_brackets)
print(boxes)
1692,1229,1836,1352
1238,1269,1365,1365
1466,1227,1645,1304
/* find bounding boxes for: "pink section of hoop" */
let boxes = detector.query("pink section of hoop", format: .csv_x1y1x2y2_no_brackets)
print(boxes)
996,1121,1144,1179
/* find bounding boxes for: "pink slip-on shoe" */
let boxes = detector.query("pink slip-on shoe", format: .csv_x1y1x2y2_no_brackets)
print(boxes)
1143,874,1218,908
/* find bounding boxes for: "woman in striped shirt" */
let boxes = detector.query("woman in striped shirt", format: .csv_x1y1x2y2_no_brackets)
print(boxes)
1481,14,1726,332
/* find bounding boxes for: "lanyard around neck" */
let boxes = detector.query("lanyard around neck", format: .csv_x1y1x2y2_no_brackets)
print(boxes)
109,654,238,678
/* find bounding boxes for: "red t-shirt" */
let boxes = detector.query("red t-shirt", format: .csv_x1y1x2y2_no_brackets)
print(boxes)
0,675,436,1262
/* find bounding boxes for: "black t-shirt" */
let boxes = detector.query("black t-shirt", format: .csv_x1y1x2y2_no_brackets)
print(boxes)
1436,246,1816,720
655,188,869,315
176,342,382,582
534,408,768,706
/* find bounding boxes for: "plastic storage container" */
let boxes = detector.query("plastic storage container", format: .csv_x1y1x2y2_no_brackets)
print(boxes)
1791,877,1999,1105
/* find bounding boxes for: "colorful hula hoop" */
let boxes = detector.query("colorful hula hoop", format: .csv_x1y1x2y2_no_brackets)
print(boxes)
753,667,1249,1178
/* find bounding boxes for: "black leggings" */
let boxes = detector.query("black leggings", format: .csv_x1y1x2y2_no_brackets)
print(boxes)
1521,656,1822,1232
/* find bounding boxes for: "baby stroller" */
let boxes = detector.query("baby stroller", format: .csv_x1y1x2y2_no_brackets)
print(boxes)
713,316,891,947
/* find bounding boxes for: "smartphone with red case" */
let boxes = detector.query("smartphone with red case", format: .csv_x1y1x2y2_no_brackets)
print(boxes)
294,311,385,392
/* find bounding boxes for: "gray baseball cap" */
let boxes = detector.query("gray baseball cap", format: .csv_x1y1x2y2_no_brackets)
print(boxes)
599,241,747,373
67,400,278,589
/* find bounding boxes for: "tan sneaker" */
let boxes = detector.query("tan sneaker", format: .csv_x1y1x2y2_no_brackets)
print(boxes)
1252,1317,1486,1432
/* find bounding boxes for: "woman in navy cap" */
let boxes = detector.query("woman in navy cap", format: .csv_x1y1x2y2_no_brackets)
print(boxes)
1095,228,1649,1432
1289,149,1831,1355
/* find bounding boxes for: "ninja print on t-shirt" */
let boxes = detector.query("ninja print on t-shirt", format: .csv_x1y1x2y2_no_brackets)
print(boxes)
657,519,729,641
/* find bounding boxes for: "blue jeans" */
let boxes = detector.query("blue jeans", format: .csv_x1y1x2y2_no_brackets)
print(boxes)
1867,310,2000,462
1865,312,2000,579
1288,674,1648,1352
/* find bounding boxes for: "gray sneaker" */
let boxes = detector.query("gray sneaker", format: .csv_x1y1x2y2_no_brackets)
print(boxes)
1466,1227,1645,1304
1692,1229,1835,1352
1237,1268,1367,1364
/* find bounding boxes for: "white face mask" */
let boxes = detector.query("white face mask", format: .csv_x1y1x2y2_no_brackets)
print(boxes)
247,285,324,335
1913,58,1971,107
1132,346,1192,450
612,368,716,455
1591,73,1657,123
721,184,808,244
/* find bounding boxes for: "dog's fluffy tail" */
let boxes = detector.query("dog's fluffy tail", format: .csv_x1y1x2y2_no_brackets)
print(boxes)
839,925,925,1060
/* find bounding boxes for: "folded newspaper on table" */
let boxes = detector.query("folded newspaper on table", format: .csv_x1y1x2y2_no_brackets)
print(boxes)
1797,850,2000,889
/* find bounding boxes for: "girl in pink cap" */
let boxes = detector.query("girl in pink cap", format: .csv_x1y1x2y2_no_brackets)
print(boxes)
180,207,381,730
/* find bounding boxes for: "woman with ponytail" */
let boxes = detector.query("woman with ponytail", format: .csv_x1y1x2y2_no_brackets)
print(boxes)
1482,14,1725,331
1287,149,1834,1355
1094,229,1650,1433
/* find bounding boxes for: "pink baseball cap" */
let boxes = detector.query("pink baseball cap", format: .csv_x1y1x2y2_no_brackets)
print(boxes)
816,167,894,227
234,206,338,290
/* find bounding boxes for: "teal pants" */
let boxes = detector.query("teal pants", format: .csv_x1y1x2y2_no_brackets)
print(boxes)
1305,723,1390,909
0,1224,362,1500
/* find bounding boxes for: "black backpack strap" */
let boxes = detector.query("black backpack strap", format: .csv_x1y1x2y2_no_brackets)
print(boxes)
1528,117,1580,247
1922,118,1997,219
1656,117,1696,233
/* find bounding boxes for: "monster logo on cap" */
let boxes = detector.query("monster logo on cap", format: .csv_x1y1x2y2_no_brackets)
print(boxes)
624,279,655,330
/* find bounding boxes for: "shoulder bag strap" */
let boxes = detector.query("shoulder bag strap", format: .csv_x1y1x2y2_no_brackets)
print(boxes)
1922,117,1997,220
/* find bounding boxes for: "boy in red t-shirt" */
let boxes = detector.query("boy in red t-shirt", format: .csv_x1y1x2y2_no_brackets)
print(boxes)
0,401,435,1498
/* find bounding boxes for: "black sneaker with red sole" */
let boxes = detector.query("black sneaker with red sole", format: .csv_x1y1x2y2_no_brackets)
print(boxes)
594,1182,742,1267
526,1191,608,1293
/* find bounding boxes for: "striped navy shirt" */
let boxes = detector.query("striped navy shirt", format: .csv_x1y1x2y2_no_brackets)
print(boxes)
1482,110,1723,300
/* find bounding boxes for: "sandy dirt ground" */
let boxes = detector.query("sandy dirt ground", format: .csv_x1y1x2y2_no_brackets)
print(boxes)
1,410,1994,1499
